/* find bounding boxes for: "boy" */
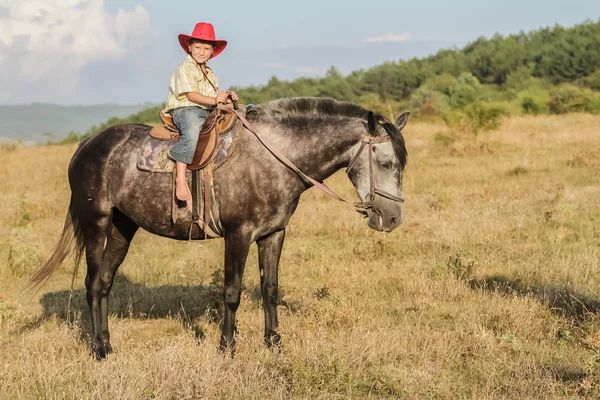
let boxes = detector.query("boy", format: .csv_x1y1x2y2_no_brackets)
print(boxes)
164,22,239,201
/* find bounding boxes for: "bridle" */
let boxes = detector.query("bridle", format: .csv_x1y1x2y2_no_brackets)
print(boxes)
232,108,404,216
346,135,405,214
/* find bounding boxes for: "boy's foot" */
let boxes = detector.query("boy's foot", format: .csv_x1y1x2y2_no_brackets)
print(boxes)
175,179,191,201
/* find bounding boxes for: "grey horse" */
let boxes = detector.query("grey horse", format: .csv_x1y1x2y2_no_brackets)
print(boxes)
30,97,409,359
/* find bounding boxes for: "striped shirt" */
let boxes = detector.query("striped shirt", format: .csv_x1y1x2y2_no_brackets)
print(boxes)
164,54,219,113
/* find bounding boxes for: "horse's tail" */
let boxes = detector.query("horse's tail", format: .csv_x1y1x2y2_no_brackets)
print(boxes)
27,201,85,290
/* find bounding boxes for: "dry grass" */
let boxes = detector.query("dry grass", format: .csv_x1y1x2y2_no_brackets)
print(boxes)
1,114,600,399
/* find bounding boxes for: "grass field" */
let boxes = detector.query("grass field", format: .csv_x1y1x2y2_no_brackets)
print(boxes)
1,114,599,399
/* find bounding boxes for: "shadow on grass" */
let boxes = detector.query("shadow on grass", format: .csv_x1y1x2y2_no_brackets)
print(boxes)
36,274,223,340
470,275,600,321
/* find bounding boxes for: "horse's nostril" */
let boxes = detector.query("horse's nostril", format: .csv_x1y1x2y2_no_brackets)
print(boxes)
390,217,397,226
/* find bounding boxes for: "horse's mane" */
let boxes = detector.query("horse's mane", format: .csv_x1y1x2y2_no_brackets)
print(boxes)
247,97,370,121
247,97,408,169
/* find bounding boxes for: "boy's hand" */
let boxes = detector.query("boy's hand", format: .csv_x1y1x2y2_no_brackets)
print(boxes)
215,91,229,104
226,90,239,101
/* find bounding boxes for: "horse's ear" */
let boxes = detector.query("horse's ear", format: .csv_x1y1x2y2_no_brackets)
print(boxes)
367,111,378,134
395,112,410,132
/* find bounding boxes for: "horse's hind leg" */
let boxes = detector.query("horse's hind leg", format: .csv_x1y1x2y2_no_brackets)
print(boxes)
82,208,138,359
79,208,110,359
97,209,138,356
257,229,285,348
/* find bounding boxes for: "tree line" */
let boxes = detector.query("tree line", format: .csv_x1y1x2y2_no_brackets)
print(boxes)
66,18,599,143
231,18,600,119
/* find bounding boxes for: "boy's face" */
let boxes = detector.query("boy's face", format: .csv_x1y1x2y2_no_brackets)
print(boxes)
188,41,215,64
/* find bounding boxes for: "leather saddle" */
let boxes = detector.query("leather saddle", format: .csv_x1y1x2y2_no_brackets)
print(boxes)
150,105,242,171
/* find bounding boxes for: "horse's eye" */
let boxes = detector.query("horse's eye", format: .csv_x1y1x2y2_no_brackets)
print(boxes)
379,161,391,170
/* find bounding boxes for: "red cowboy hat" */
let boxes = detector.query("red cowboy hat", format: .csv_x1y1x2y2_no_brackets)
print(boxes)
178,22,227,59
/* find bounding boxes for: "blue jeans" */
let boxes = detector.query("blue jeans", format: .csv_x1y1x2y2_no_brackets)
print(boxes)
169,106,209,164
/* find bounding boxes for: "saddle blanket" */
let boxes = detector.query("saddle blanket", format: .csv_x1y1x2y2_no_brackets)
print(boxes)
137,127,237,173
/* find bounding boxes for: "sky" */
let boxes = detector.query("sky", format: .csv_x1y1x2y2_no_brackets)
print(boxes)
0,0,599,105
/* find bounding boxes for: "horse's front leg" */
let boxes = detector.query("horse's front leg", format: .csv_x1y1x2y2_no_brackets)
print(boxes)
220,231,251,354
257,229,285,348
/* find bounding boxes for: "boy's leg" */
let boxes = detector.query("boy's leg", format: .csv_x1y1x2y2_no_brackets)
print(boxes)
169,107,209,201
175,161,190,201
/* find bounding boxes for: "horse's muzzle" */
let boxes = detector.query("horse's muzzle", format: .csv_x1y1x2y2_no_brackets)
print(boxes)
366,206,404,232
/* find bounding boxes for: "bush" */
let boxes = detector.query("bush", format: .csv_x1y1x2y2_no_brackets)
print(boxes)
443,102,506,136
518,86,551,115
585,96,600,114
407,87,449,117
53,131,81,145
358,93,404,120
548,84,592,114
423,73,457,96
504,63,543,91
575,69,600,91
448,72,482,109
475,84,513,103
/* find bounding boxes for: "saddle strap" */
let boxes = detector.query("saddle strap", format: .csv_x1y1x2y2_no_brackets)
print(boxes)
172,168,178,224
203,163,222,237
203,164,212,232
192,169,201,230
188,168,221,239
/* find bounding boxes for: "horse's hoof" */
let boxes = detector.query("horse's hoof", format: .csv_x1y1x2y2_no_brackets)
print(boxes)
265,333,283,351
219,340,235,358
103,342,113,355
92,342,112,360
92,346,107,360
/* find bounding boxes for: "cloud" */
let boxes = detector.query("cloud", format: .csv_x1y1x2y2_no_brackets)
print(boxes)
362,32,412,43
0,0,154,101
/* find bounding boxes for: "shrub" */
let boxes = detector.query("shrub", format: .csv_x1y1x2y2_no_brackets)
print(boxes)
407,87,449,117
443,102,506,136
583,91,600,114
504,63,536,90
585,97,600,114
518,86,551,115
423,73,457,96
0,142,19,152
476,85,513,103
446,251,475,282
547,84,592,114
358,93,404,120
575,69,600,91
448,72,482,109
55,131,81,145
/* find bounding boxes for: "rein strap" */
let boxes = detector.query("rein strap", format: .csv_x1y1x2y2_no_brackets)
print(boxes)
233,110,402,215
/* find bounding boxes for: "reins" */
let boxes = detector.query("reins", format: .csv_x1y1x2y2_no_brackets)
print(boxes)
232,107,404,216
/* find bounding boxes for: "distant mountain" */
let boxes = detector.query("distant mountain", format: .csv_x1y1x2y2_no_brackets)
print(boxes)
0,102,158,143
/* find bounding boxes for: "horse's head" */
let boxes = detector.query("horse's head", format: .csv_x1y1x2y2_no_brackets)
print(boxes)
347,111,409,232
